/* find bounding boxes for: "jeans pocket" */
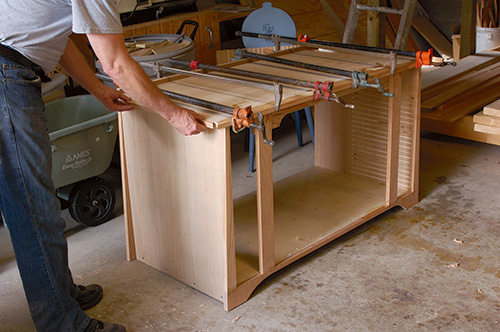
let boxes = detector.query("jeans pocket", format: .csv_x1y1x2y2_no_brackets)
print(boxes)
1,63,42,84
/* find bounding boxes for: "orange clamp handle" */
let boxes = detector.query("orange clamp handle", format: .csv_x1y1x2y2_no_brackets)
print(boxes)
233,106,254,130
415,49,433,68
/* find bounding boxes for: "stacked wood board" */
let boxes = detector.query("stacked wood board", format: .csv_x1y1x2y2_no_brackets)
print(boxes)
473,100,500,135
421,52,500,145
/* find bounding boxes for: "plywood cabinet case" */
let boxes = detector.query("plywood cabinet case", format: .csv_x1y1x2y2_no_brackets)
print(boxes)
118,47,421,310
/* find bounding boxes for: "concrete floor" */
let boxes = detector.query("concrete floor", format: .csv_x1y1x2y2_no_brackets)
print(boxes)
1,116,500,332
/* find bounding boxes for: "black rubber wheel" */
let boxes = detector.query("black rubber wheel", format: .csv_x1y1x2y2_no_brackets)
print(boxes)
69,177,116,227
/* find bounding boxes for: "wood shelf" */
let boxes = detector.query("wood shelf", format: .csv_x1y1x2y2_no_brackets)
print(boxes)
234,167,386,284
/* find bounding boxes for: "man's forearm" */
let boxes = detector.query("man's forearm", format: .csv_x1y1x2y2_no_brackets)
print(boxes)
58,38,108,97
86,33,205,136
86,33,180,121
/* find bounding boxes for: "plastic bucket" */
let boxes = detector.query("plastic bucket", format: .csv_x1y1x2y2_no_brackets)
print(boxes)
46,95,118,189
42,73,66,103
476,27,500,52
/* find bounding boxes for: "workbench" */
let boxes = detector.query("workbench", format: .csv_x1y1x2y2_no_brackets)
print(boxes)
118,46,421,310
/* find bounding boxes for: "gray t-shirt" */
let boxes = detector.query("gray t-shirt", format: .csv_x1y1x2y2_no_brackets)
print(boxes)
0,0,123,73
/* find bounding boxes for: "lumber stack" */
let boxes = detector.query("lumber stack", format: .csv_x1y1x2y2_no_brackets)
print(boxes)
420,53,500,146
473,99,500,135
421,55,500,122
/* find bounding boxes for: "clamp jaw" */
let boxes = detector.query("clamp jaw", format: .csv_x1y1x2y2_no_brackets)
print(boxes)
351,71,394,97
313,81,355,109
232,107,274,146
416,49,433,68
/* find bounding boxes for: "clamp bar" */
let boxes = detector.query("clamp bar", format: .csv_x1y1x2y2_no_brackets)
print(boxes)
167,58,324,90
235,31,435,68
165,58,355,108
238,50,353,77
140,61,276,92
94,72,274,145
237,50,391,97
140,61,283,111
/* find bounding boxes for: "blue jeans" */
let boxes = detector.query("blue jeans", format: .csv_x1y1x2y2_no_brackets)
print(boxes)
0,56,91,331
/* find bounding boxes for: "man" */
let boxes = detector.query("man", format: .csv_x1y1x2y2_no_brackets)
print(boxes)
0,1,206,331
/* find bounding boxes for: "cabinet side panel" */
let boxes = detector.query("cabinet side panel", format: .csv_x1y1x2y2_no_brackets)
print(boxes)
121,110,232,302
398,68,420,196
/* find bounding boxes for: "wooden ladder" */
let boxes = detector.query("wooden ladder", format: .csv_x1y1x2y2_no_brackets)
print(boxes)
343,0,417,49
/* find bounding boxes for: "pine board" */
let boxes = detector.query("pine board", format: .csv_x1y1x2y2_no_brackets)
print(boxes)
421,55,500,91
484,99,500,116
475,123,500,135
473,111,500,127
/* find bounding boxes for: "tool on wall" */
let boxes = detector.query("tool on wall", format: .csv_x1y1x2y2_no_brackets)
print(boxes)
232,48,393,97
235,31,435,68
95,73,274,145
164,58,354,108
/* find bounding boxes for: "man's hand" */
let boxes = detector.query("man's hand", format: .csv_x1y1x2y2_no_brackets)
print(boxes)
166,106,206,136
94,84,134,112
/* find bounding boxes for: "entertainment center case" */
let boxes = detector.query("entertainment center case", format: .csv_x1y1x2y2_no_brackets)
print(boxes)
118,46,421,310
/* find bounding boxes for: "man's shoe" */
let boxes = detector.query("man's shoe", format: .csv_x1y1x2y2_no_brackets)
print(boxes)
83,319,126,332
73,284,103,310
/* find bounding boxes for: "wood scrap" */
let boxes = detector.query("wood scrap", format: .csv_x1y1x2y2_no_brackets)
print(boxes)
477,0,499,28
412,16,452,58
127,33,186,57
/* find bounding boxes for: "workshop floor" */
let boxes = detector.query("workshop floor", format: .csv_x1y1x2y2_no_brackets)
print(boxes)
1,115,499,332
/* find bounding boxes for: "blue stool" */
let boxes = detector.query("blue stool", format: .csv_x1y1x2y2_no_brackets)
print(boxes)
248,107,314,172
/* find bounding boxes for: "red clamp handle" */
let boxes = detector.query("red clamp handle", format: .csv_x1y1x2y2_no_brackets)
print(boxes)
321,82,331,92
298,34,311,43
190,60,200,70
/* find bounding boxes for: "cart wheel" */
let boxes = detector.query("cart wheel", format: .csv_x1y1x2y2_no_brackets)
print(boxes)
69,178,116,227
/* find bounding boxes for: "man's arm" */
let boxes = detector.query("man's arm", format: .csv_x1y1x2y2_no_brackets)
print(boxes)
86,33,206,136
58,37,134,113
